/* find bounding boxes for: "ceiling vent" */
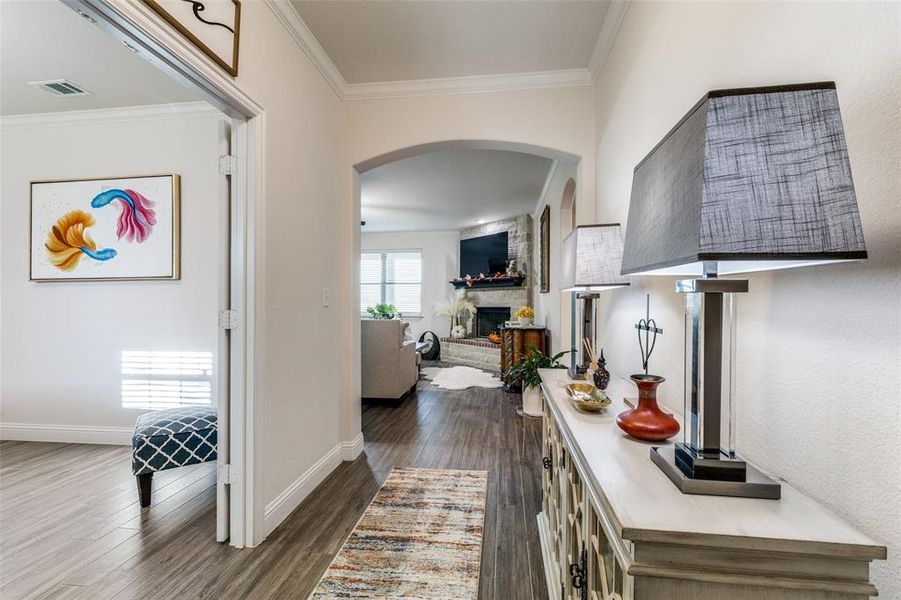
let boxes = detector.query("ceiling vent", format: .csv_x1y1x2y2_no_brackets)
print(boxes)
29,80,93,97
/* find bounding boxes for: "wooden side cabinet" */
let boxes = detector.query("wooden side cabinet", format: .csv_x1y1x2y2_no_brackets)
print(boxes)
536,368,886,600
500,325,547,391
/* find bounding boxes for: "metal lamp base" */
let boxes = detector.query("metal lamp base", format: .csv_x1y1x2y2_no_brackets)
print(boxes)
650,446,781,500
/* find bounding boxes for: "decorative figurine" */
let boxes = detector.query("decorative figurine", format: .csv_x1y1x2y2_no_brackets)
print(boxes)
583,339,610,390
616,295,680,441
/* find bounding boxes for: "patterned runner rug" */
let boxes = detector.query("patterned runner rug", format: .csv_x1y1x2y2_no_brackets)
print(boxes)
310,467,488,599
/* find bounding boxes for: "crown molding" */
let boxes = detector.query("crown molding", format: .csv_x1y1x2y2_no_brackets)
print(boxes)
343,69,594,101
588,1,631,80
267,0,628,101
264,0,347,98
0,101,222,130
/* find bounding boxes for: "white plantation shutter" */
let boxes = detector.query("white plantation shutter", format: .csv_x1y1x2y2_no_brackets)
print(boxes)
360,251,422,316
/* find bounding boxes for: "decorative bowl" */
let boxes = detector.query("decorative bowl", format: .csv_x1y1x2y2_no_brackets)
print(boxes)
564,383,611,413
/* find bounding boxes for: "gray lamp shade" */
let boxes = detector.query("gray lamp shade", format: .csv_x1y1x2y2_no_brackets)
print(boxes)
621,82,867,276
561,224,630,292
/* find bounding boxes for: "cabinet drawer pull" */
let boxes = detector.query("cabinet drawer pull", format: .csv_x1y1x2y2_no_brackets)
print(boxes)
542,456,553,470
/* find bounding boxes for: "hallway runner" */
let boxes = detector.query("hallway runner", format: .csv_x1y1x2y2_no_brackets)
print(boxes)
310,467,488,599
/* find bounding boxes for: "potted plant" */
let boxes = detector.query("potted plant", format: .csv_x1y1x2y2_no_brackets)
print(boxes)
435,291,476,338
366,303,396,319
506,345,569,417
514,305,535,326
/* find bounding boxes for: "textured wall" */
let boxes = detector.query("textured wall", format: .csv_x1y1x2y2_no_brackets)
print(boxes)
594,2,901,595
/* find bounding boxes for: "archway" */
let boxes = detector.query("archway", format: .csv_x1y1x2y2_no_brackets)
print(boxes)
350,140,583,436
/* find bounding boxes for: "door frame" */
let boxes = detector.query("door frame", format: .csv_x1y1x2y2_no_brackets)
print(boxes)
63,0,265,547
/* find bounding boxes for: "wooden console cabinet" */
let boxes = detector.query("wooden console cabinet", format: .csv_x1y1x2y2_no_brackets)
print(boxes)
537,368,886,600
500,325,547,391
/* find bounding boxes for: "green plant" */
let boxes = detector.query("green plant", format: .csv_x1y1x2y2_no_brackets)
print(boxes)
366,303,396,319
505,345,570,390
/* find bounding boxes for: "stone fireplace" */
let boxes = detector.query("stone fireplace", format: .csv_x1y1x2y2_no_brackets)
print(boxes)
475,307,510,338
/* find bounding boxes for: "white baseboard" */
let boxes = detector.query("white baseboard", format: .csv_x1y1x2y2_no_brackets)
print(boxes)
263,442,344,536
341,433,364,461
0,422,132,445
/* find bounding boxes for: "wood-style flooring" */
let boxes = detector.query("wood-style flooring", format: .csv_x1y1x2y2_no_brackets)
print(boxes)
0,374,547,599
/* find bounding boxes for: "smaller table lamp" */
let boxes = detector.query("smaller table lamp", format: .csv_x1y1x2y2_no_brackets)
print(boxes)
561,224,630,379
622,82,867,499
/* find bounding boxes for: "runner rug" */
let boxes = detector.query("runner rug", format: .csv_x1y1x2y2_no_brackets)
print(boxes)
310,467,488,599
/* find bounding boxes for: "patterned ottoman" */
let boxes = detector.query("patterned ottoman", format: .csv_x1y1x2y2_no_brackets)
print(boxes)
132,406,217,507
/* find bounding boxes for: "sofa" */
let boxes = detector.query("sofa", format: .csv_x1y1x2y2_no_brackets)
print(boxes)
361,319,419,399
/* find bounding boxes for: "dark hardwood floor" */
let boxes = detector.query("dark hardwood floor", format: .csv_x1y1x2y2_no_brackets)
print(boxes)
0,373,548,599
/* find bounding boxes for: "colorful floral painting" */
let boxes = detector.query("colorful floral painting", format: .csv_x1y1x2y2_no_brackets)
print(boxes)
30,175,179,281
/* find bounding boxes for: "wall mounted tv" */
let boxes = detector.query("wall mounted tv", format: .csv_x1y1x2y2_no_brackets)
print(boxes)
460,231,509,277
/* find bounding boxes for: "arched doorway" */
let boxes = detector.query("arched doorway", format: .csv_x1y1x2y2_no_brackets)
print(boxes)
350,140,582,434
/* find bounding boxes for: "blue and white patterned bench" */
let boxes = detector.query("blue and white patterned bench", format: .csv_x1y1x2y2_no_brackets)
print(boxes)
132,406,217,507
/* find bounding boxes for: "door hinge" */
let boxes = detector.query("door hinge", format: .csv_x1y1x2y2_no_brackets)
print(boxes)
219,309,239,330
219,154,237,175
217,464,239,485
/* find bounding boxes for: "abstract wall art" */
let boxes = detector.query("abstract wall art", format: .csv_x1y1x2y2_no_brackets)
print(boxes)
30,174,180,281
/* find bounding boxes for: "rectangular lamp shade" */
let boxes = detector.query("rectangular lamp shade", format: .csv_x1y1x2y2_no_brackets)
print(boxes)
561,224,630,292
621,82,867,276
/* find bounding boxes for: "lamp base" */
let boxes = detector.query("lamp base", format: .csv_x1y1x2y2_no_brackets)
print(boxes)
674,443,746,481
650,446,781,500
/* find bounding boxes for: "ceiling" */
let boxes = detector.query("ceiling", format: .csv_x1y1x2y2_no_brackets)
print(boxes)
291,0,612,84
361,149,555,232
0,1,197,116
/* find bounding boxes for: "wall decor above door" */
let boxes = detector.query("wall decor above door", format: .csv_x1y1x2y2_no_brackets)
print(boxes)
145,0,241,77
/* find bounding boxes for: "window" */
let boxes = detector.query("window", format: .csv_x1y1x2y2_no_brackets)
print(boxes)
361,251,422,317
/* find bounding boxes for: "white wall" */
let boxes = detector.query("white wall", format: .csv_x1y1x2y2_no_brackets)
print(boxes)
0,106,224,444
361,230,459,340
341,85,597,443
532,160,578,355
594,2,901,595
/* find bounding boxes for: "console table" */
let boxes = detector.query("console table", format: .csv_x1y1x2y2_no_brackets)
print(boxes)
500,324,547,391
537,368,885,600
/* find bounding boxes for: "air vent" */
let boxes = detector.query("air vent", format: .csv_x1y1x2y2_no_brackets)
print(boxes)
29,80,93,97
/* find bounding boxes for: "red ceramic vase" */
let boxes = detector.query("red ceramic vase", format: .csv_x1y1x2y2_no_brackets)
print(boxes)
616,374,680,442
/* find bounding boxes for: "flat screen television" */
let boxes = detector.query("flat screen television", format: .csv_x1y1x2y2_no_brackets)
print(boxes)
460,231,508,277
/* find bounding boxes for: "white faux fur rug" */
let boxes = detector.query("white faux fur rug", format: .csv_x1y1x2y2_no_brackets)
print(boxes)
421,366,503,390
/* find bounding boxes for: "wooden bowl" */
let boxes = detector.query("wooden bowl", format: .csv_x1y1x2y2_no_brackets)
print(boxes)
564,383,611,413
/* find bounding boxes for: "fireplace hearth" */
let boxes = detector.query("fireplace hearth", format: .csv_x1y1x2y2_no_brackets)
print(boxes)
475,307,510,338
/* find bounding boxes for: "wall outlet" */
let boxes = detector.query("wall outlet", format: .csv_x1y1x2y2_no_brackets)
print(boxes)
322,287,330,307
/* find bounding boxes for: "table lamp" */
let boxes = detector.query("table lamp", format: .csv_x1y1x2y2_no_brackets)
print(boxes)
561,224,630,379
621,82,867,499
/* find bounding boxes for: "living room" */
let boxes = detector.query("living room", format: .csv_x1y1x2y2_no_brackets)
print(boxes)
359,146,579,397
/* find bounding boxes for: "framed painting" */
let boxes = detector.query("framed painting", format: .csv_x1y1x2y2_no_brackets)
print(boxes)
30,175,180,282
540,205,550,293
145,0,241,77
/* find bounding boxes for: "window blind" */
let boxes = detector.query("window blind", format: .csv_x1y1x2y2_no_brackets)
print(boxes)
361,251,422,316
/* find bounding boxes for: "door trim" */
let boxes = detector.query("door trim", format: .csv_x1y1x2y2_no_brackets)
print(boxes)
64,0,265,547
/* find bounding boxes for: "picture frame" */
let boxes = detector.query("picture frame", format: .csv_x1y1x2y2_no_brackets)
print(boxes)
144,0,241,77
30,174,181,282
540,204,550,293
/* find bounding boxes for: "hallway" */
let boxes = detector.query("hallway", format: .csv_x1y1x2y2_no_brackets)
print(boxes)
0,376,547,599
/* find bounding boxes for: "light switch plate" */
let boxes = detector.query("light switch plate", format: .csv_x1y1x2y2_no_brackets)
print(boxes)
322,287,330,307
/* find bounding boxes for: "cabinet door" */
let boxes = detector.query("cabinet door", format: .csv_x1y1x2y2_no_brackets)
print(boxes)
564,450,586,600
542,408,564,576
586,500,631,600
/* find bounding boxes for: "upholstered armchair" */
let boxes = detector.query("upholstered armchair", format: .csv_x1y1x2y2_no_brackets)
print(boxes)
361,319,419,399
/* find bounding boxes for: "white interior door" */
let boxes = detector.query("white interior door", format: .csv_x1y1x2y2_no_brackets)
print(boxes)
216,119,232,542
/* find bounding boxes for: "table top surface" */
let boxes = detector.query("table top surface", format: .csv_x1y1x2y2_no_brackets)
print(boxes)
539,368,886,559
